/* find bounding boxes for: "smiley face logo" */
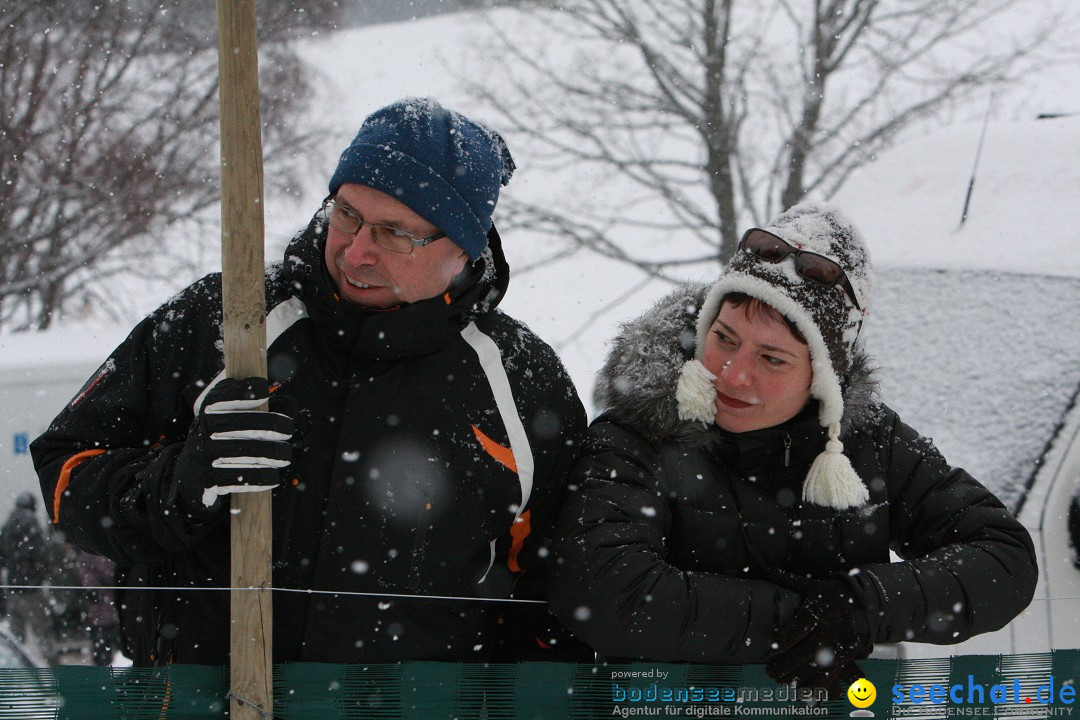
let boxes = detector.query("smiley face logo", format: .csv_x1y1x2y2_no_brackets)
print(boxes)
848,678,876,708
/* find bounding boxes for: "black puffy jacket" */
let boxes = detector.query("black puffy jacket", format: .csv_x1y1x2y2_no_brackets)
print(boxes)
32,217,587,665
549,284,1037,662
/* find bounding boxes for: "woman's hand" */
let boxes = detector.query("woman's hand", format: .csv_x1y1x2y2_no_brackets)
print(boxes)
763,571,873,700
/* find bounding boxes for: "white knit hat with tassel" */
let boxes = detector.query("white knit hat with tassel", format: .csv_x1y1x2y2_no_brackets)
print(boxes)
677,202,874,510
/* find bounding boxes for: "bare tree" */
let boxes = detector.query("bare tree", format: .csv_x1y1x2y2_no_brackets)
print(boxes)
0,1,338,331
466,0,1070,277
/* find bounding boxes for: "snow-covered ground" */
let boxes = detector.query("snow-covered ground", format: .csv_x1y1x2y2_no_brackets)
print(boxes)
864,267,1080,509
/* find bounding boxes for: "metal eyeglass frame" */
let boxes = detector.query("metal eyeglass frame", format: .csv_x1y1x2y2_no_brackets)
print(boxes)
321,195,446,254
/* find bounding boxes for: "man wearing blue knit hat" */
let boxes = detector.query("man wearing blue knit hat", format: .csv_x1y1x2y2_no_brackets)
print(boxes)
324,97,517,308
33,98,589,665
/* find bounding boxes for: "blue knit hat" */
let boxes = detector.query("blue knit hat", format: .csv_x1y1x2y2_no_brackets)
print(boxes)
328,97,516,260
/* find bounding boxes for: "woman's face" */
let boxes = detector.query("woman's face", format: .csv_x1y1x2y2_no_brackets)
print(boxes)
701,300,813,433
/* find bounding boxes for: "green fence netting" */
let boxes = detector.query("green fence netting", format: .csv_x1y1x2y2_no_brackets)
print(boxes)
0,650,1077,719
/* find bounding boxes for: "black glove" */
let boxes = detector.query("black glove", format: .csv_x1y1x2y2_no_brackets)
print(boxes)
765,573,872,700
171,377,294,515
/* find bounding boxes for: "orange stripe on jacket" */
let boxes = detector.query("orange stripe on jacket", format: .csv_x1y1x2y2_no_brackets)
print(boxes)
507,509,531,573
53,449,106,523
471,426,532,572
472,425,517,473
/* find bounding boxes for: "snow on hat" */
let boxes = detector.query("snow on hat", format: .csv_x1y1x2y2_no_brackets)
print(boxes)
676,202,875,509
328,97,516,261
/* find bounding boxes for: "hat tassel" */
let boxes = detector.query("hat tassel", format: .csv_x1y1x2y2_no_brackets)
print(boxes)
802,422,869,510
676,359,717,424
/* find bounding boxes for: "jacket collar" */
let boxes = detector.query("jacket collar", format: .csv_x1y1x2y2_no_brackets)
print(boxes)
705,404,827,472
594,282,881,445
281,213,510,359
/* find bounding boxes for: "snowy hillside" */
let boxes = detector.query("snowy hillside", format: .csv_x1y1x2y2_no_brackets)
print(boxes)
835,115,1080,277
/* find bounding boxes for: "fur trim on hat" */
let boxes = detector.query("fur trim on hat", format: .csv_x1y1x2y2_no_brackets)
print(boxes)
676,359,717,424
594,283,880,444
697,274,846,427
599,279,879,510
684,203,875,508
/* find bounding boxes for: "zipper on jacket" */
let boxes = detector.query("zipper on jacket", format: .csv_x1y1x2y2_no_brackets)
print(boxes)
784,433,792,467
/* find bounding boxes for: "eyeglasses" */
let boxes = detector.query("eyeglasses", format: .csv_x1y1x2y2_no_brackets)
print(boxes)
738,228,863,311
320,196,446,255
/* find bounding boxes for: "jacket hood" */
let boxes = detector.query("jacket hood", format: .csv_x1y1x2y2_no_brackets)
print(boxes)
593,283,880,443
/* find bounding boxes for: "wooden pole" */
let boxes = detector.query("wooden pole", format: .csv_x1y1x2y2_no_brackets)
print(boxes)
216,1,272,718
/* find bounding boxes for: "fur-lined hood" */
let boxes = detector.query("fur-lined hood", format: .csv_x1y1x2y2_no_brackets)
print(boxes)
593,283,880,443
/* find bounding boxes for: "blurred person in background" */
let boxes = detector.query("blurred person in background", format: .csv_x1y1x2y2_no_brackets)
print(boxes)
74,551,119,666
0,493,54,663
42,538,85,664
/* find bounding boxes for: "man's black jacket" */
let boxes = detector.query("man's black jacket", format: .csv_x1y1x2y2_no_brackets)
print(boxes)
33,217,587,664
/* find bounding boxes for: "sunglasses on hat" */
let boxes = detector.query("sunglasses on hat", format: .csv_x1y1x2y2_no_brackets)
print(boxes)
738,228,864,311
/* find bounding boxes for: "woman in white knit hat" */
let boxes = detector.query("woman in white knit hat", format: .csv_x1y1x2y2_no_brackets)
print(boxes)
549,202,1037,697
